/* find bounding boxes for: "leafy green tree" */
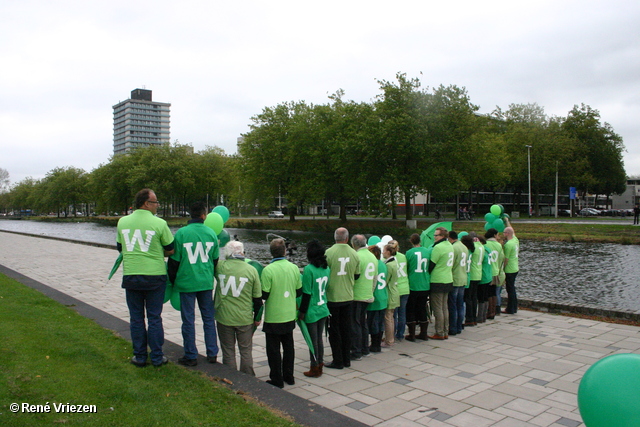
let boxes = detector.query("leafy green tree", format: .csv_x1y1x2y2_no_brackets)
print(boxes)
562,104,626,202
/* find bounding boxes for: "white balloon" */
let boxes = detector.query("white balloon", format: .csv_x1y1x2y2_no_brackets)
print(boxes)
381,235,393,245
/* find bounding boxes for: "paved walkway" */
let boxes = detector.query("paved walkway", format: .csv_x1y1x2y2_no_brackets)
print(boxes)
2,231,640,426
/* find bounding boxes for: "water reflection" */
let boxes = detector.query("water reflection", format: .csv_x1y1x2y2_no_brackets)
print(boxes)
1,220,639,312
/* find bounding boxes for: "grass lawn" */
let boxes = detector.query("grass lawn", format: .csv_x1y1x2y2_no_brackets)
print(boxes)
0,273,298,427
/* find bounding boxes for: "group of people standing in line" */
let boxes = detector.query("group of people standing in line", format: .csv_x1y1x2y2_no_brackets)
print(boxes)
116,188,519,390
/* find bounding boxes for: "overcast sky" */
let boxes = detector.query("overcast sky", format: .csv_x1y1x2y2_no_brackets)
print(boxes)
2,0,640,185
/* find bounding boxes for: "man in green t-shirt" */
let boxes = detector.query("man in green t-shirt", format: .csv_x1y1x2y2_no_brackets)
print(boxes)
502,218,520,314
117,189,174,367
261,238,302,388
448,231,469,336
167,202,219,367
428,227,454,340
484,228,503,319
325,227,360,370
215,241,262,376
350,234,377,360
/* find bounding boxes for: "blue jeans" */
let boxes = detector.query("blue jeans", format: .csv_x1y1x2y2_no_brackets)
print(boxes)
447,287,465,335
180,290,218,359
351,301,370,358
496,285,503,308
126,285,165,365
394,294,409,340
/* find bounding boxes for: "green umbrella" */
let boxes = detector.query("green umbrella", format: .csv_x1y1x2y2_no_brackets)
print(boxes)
420,221,452,248
252,305,264,333
107,253,123,280
296,315,317,365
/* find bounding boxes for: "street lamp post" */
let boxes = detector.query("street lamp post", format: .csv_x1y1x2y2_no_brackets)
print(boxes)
525,145,532,217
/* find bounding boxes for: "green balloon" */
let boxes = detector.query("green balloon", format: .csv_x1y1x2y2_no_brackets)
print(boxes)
204,212,224,235
498,204,505,215
492,218,505,232
367,236,381,246
578,353,640,427
490,204,501,216
484,222,493,231
218,229,230,248
212,205,230,223
484,212,497,223
458,231,468,239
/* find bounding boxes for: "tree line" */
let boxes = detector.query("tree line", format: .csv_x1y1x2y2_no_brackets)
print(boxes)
0,73,627,220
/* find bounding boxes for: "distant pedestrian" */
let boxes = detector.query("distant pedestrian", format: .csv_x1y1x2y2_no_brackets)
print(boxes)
634,205,640,225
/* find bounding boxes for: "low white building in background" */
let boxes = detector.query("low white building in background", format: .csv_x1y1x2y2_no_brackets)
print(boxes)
611,179,640,210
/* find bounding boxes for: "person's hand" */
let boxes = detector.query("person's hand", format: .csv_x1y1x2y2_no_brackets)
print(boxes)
254,320,261,327
298,311,305,321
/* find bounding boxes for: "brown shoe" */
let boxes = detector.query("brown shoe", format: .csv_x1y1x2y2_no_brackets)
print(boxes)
303,365,322,378
428,334,446,340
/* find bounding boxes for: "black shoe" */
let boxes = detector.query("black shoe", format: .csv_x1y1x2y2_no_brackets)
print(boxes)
130,356,147,367
207,356,217,364
178,356,197,366
284,377,295,385
344,361,351,368
153,356,169,367
266,380,284,388
350,354,362,361
325,362,344,370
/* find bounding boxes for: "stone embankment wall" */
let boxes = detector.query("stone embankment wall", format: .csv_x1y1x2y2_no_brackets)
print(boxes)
518,298,640,322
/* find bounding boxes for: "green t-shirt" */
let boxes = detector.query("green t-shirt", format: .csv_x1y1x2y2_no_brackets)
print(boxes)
385,257,400,309
301,264,331,324
406,246,431,291
470,242,484,281
325,243,360,303
368,260,388,311
395,252,410,296
215,258,262,326
486,239,503,277
117,209,174,276
481,245,493,284
261,259,302,323
430,240,454,284
451,240,469,288
169,222,219,293
353,248,378,301
245,258,264,278
504,236,520,273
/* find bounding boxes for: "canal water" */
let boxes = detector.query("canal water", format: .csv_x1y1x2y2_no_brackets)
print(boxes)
1,219,639,313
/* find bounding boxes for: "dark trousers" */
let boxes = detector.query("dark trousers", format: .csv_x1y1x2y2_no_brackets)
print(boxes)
406,291,430,323
328,302,352,367
505,272,519,314
265,332,294,388
351,301,369,358
306,317,326,367
465,281,479,323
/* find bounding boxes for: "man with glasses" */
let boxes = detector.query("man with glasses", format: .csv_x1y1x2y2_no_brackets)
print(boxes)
117,188,174,367
427,227,454,340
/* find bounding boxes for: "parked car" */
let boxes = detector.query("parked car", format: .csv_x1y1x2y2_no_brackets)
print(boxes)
558,209,571,217
579,208,600,216
268,211,284,218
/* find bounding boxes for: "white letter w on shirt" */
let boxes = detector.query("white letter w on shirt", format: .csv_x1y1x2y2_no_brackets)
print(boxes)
183,242,215,264
121,229,156,252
